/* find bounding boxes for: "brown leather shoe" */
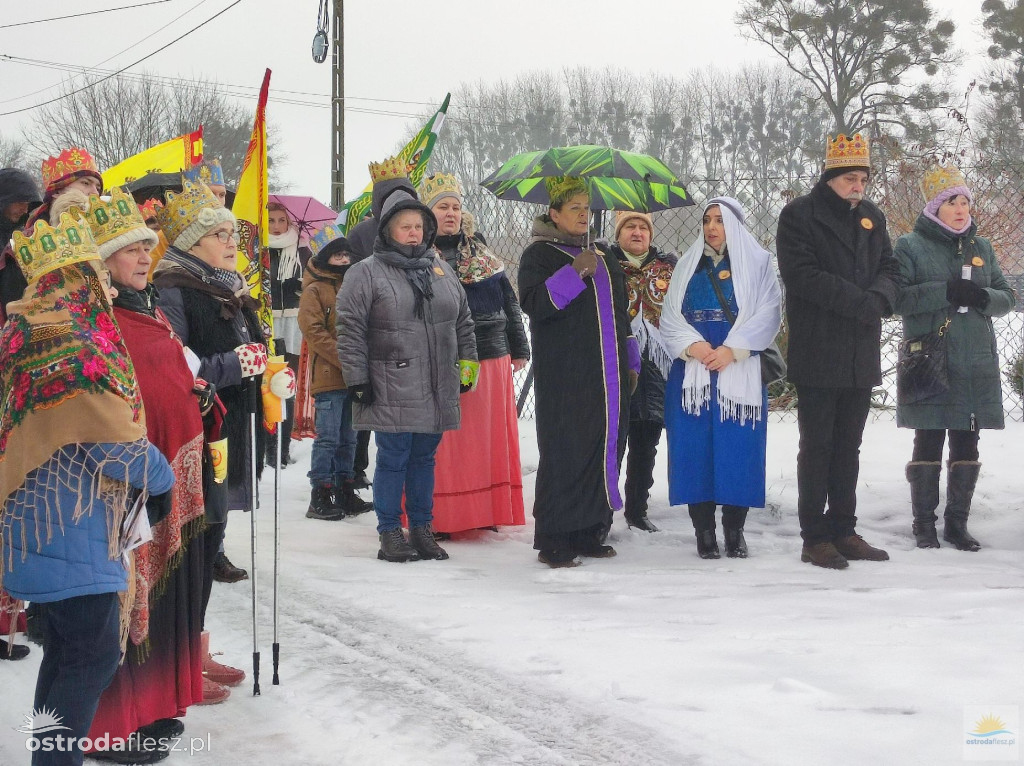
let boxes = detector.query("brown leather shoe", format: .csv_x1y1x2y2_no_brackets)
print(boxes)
212,552,248,583
833,534,889,561
801,541,849,569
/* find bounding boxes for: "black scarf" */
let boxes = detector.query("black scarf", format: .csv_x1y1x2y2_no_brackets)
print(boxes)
112,283,159,317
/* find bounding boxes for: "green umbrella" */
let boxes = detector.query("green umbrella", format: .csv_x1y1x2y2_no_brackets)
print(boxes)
479,145,693,212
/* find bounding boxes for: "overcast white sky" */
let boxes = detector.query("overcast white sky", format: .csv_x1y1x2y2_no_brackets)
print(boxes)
0,0,994,205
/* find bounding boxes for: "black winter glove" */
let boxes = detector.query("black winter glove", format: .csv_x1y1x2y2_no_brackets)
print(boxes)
860,291,889,324
193,380,217,416
349,383,374,405
146,490,173,526
947,278,990,310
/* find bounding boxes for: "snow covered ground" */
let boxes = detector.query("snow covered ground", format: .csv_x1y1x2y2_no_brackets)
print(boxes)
2,417,1022,765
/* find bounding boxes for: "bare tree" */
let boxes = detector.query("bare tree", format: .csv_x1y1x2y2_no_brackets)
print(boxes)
736,0,959,135
22,72,285,188
0,133,29,170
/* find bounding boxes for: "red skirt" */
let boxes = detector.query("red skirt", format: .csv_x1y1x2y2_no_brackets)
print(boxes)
430,356,526,533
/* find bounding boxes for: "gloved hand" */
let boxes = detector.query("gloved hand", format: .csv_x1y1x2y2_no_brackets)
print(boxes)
947,278,989,310
349,383,374,405
234,342,268,378
192,378,217,416
573,249,599,279
458,359,481,393
268,367,296,399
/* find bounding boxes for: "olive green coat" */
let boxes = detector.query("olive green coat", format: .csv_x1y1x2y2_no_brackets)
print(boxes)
893,215,1016,431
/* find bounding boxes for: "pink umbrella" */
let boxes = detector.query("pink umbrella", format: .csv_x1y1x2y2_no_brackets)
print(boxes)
269,194,337,244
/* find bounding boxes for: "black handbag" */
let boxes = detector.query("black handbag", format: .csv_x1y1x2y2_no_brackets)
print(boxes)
705,262,787,385
897,315,952,405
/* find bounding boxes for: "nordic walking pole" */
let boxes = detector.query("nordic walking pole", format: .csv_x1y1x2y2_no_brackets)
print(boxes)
262,356,295,686
248,374,261,697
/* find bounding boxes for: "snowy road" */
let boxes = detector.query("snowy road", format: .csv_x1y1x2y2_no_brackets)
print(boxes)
2,418,1022,765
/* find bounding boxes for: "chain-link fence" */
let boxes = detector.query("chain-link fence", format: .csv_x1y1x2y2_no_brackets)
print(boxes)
469,162,1024,421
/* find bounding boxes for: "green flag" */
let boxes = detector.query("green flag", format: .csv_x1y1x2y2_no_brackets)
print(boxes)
336,93,450,234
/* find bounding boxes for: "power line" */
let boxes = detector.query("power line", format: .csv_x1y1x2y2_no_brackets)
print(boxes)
0,0,213,105
0,0,240,117
0,0,173,29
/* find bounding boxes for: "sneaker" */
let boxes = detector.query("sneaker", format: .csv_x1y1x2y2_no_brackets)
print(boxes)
195,676,230,705
833,534,889,561
203,653,245,687
801,541,849,569
212,552,248,583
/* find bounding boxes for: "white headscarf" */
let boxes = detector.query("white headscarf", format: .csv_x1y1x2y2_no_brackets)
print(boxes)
660,197,782,425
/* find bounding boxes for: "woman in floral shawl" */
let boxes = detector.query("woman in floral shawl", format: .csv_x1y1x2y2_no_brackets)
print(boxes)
0,212,174,766
418,174,530,535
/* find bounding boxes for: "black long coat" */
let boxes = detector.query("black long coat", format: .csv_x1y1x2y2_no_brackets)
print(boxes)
518,240,632,549
776,180,900,389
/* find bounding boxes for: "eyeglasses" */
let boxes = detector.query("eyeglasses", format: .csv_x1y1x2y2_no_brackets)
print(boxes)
99,269,113,290
204,229,238,244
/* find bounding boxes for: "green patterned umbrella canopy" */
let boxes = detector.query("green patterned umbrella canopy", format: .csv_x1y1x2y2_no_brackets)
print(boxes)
479,145,693,211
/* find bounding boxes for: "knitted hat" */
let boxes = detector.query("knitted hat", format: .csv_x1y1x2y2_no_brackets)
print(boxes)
418,173,462,209
157,180,236,252
614,210,653,241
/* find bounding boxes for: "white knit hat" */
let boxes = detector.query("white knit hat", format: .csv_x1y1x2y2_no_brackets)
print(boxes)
99,225,159,261
173,205,236,252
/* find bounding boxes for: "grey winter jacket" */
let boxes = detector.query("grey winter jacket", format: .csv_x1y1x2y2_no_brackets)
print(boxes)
894,215,1016,431
335,198,477,433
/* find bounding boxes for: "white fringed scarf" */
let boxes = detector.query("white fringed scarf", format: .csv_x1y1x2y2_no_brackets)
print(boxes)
269,226,301,283
660,197,782,426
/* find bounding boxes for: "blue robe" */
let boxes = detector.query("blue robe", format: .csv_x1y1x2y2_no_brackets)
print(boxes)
665,256,767,508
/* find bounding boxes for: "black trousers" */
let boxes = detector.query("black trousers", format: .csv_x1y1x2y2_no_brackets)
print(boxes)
912,429,980,463
621,419,662,520
795,386,872,544
200,521,226,630
687,501,748,531
354,429,371,475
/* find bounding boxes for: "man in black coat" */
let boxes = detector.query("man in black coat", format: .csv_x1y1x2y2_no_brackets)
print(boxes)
0,168,42,315
776,133,900,569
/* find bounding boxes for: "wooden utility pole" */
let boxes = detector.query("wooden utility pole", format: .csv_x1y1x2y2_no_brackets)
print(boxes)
330,0,344,209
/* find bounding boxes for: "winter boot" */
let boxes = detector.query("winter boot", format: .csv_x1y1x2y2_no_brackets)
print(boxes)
944,460,982,552
689,502,720,559
350,470,371,490
335,482,373,516
195,676,230,705
408,524,450,560
722,505,748,558
306,485,344,521
378,528,421,562
212,551,248,582
538,549,581,568
801,541,849,569
624,512,659,532
906,461,941,548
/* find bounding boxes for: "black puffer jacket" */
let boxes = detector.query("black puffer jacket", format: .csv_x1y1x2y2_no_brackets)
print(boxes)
434,230,530,362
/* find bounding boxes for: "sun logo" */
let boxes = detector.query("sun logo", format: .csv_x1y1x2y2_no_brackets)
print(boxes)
970,713,1012,737
16,707,71,734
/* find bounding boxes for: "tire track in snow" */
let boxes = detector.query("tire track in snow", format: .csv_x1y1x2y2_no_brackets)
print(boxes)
258,578,699,766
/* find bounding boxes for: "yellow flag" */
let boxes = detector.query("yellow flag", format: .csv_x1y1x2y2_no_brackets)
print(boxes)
102,128,203,189
233,70,273,349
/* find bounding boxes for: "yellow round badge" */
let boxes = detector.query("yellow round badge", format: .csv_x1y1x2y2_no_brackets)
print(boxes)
971,256,984,267
860,218,874,230
654,278,668,290
719,270,731,280
433,266,445,276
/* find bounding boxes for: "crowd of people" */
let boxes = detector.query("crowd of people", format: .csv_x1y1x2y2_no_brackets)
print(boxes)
0,129,1014,764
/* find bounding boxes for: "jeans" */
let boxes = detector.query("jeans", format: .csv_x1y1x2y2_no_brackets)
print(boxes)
308,390,357,487
372,431,442,534
31,593,122,766
795,386,872,544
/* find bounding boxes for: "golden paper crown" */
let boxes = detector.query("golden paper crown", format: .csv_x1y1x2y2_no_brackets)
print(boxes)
418,173,463,208
74,188,149,251
41,148,100,190
368,156,408,185
920,163,969,202
12,212,100,284
824,133,870,171
545,175,588,207
155,179,220,247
